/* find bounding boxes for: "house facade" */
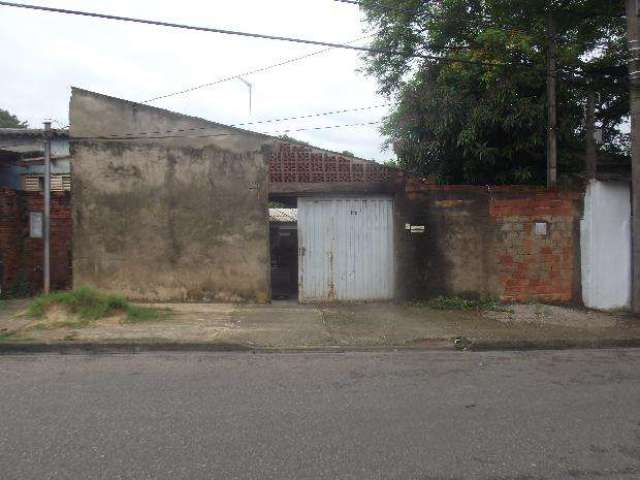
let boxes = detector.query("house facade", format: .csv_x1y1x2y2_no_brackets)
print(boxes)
0,128,71,192
69,88,593,305
0,128,72,295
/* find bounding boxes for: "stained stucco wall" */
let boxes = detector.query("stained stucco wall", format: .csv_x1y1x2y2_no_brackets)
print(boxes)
396,182,583,303
70,88,271,302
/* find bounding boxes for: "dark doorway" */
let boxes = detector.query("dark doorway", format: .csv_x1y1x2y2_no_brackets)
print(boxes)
269,206,298,300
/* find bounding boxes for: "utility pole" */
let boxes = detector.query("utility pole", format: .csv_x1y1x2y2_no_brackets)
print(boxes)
547,12,558,188
43,121,51,294
585,92,597,179
627,0,640,314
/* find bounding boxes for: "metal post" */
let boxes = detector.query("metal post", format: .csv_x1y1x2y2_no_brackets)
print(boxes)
546,12,558,188
585,92,597,179
43,121,51,294
627,0,640,314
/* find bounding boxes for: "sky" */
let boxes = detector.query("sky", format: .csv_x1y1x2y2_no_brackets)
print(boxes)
0,0,394,161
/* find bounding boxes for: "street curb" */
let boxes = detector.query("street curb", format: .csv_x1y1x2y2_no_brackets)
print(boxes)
467,338,640,351
0,342,254,355
0,341,456,355
1,338,640,354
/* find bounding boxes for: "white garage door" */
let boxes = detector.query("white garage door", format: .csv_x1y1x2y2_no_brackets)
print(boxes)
298,196,394,302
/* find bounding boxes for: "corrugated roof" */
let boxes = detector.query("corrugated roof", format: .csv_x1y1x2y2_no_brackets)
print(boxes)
269,208,297,223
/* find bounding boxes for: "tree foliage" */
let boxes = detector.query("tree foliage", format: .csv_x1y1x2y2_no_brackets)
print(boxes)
0,108,28,128
361,0,627,184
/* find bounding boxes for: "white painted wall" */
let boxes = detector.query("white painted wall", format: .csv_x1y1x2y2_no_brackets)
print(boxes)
581,180,631,310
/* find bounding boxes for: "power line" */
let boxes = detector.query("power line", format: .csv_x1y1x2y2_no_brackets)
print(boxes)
280,120,380,134
235,104,388,128
143,33,374,103
0,1,432,56
71,104,389,139
73,120,382,141
0,1,539,70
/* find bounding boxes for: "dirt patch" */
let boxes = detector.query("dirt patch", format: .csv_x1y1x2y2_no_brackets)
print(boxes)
484,304,628,329
25,303,129,331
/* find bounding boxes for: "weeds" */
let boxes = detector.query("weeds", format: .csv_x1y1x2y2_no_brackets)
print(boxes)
0,331,16,342
27,287,167,324
423,295,507,312
123,305,170,324
1,275,32,299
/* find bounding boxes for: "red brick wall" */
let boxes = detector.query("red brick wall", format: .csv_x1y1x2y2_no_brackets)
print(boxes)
0,188,72,295
398,182,583,303
0,188,24,294
490,190,581,303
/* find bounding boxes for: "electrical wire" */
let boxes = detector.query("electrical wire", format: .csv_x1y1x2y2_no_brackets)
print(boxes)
72,120,382,141
0,1,540,70
143,33,375,103
82,104,389,139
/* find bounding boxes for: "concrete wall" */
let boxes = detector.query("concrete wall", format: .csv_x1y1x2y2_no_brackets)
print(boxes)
70,88,271,302
581,180,631,310
396,182,583,303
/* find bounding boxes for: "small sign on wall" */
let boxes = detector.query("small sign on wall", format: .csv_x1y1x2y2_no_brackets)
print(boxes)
30,212,43,238
534,222,548,236
410,225,425,234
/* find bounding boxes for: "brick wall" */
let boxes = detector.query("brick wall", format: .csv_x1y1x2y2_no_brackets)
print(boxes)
269,142,397,184
0,188,72,295
0,188,24,294
397,181,583,303
491,191,580,303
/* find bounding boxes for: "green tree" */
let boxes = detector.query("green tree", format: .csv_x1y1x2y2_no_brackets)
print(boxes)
0,108,28,128
361,0,627,184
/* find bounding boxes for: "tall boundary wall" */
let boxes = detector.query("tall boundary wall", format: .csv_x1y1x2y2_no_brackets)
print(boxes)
396,182,583,303
70,88,271,302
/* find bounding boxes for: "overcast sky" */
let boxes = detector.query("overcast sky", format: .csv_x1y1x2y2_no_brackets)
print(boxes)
0,0,394,161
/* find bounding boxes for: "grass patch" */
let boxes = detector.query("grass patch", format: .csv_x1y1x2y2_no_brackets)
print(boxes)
27,287,167,324
422,295,507,312
123,305,170,324
0,331,16,342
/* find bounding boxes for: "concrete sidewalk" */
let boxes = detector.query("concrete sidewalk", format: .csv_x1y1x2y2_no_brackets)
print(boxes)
1,299,640,351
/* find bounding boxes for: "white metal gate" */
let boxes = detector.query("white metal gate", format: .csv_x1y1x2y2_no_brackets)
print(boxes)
298,196,394,302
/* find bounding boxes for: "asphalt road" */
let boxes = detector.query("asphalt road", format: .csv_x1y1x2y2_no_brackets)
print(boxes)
1,350,640,480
